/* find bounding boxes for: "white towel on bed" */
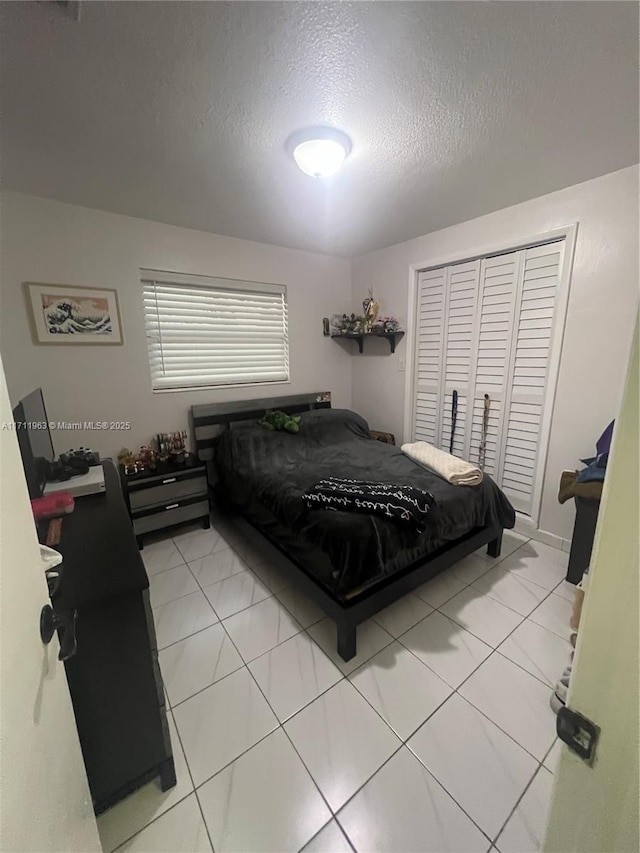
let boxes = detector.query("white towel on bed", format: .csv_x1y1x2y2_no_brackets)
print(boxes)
401,441,483,486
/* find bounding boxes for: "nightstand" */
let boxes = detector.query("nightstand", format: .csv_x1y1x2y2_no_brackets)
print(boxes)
119,456,210,548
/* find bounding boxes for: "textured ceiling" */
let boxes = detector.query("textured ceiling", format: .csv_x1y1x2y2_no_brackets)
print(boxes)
1,1,638,257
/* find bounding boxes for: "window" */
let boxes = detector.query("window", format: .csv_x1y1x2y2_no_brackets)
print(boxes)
141,270,289,391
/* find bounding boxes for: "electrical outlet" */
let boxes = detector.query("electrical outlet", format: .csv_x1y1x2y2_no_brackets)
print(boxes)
398,358,406,373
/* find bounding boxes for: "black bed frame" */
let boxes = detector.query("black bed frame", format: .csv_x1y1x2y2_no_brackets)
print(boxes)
191,392,503,661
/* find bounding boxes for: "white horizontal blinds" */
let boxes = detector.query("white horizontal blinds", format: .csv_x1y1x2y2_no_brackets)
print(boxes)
470,252,519,473
500,241,564,514
414,268,447,445
440,260,481,457
141,271,289,390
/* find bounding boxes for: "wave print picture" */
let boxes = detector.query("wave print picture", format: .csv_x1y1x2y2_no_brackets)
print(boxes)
42,296,113,335
25,283,123,345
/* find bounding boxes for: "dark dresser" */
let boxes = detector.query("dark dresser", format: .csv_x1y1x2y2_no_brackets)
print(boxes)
45,461,176,815
119,456,209,548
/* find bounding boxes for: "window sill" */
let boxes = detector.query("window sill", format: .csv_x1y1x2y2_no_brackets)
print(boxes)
151,378,291,394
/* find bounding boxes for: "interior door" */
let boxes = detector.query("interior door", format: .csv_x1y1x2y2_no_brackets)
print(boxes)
469,251,521,478
543,322,639,852
413,266,447,446
499,240,565,518
413,260,481,455
0,355,101,852
439,259,481,458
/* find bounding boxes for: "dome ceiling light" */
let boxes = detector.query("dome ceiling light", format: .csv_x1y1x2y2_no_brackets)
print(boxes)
287,127,352,178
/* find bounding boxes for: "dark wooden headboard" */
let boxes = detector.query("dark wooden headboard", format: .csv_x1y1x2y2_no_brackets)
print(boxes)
191,391,332,461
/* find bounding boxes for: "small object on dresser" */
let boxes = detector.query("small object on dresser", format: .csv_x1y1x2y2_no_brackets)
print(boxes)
60,447,101,467
322,317,330,336
156,430,189,465
118,447,136,466
31,491,75,521
45,460,76,482
119,446,142,476
45,518,64,547
136,445,158,472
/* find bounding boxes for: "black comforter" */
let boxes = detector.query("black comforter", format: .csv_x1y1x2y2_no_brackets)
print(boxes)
215,408,515,597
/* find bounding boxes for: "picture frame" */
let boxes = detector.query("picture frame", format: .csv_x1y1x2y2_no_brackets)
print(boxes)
23,282,124,345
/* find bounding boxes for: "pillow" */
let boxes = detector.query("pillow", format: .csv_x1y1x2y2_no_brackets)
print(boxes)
296,408,371,442
213,407,372,476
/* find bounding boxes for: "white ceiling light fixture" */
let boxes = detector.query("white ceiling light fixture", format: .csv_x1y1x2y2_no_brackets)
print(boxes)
287,127,352,178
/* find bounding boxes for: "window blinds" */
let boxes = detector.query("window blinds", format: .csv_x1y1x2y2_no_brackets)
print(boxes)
141,270,289,391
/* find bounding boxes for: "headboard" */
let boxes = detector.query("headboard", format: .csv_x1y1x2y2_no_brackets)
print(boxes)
191,391,332,461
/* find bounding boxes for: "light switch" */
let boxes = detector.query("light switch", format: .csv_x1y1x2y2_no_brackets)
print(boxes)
398,358,406,373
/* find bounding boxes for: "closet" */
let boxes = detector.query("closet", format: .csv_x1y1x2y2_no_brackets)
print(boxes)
412,238,566,518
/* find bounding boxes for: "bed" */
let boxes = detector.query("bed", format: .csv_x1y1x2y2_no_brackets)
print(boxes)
192,392,515,660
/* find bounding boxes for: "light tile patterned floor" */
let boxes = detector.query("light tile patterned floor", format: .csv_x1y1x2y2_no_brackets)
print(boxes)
98,523,571,853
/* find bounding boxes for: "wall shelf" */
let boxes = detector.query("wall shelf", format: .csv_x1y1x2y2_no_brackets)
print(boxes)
331,330,405,354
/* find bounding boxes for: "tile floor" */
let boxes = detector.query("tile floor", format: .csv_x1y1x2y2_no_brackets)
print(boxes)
98,520,573,853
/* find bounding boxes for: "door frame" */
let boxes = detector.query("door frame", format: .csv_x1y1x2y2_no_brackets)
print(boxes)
403,223,578,527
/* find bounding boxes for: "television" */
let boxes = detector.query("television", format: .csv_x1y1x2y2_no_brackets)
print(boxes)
13,388,55,499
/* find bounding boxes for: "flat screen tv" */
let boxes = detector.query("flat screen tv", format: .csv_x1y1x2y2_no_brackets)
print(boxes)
13,388,55,499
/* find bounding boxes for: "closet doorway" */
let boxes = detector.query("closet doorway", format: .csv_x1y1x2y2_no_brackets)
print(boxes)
405,226,576,525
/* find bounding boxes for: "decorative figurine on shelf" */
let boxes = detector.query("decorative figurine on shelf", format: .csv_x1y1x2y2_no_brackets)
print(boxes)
330,313,346,334
374,315,400,333
342,313,363,333
330,312,372,335
362,288,380,332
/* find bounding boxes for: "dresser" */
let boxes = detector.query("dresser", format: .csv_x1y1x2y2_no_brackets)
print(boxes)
119,456,209,548
43,461,175,814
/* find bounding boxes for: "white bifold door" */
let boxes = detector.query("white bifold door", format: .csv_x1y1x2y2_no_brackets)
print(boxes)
413,238,567,519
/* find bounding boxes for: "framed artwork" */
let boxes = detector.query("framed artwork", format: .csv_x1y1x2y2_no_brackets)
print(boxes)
23,283,124,345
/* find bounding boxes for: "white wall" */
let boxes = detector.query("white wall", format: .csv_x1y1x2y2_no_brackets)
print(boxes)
2,168,637,543
0,193,353,458
351,166,639,542
545,323,638,853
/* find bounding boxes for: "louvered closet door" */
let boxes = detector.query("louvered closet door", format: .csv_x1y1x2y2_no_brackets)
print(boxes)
439,260,481,457
414,268,447,445
413,237,566,521
468,252,520,479
499,240,565,515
